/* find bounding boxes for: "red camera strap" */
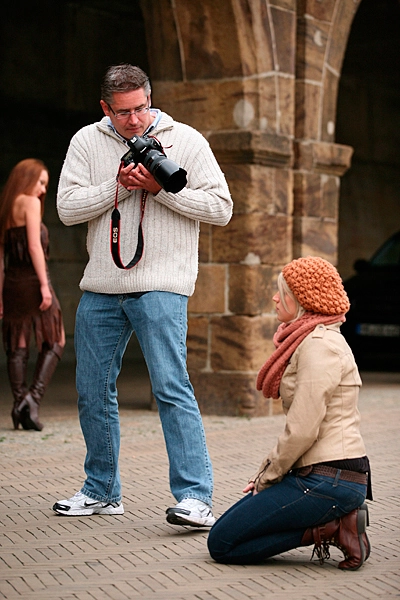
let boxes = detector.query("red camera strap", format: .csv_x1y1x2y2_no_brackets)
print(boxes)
110,162,148,269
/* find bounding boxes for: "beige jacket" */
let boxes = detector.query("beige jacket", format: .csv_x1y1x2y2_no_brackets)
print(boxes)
251,323,366,491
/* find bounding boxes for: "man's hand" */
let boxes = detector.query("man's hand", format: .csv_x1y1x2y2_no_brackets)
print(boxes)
119,163,162,195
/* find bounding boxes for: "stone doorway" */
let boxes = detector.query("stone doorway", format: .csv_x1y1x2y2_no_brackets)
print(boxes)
337,0,400,279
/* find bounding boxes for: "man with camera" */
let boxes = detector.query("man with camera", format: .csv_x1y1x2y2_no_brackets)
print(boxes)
53,64,232,527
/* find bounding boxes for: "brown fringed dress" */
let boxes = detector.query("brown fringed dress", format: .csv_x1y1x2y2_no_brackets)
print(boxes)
2,224,63,353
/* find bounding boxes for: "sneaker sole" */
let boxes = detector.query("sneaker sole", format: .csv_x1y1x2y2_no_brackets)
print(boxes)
52,503,124,516
166,509,215,528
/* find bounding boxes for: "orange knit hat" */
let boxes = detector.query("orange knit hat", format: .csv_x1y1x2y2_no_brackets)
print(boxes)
282,256,350,315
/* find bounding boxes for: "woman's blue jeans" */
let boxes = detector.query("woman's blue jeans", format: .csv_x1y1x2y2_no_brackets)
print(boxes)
75,291,213,505
207,471,367,564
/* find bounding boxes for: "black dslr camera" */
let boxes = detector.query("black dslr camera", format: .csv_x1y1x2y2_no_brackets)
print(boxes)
121,135,187,193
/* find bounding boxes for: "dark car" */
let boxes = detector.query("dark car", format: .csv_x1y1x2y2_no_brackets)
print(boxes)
341,230,400,370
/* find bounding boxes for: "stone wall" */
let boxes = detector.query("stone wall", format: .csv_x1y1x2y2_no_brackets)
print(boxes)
1,0,398,413
141,0,359,415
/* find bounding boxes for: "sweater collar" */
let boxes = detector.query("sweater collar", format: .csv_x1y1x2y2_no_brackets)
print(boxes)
104,109,164,145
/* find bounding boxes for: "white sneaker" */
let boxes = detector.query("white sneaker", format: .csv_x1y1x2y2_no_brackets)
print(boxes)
166,498,216,527
52,491,124,516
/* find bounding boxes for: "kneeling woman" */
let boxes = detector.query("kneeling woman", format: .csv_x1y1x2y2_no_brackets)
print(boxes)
208,256,372,570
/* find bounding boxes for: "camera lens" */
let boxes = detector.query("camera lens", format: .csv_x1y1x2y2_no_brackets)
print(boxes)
151,158,187,193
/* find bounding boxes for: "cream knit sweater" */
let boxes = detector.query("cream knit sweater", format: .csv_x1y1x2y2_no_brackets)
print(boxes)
57,112,232,296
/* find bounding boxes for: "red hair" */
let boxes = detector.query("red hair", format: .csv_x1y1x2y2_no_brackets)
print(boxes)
0,158,49,242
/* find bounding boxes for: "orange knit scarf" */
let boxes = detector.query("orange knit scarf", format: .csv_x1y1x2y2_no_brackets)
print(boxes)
256,312,346,399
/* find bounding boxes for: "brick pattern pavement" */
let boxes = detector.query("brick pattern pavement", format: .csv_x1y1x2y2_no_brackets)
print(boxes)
0,365,399,599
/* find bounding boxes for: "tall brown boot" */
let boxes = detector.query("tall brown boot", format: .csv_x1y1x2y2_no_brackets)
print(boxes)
7,348,30,429
301,504,370,571
19,343,63,431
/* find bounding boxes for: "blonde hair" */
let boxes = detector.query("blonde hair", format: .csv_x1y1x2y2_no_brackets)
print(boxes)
277,272,306,321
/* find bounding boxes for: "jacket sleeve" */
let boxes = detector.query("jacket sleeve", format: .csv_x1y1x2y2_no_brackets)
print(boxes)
151,129,233,227
56,131,132,226
250,334,343,491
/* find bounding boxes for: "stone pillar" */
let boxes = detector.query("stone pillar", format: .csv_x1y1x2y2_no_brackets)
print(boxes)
293,0,360,261
187,131,293,417
143,0,298,416
292,141,353,262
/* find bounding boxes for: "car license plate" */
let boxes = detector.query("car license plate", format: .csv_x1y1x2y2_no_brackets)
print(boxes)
357,323,400,337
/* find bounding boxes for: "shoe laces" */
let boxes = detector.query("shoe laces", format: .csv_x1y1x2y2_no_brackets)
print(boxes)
311,537,350,565
71,491,86,501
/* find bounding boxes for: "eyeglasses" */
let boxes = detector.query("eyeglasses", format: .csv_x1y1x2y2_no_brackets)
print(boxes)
107,102,150,120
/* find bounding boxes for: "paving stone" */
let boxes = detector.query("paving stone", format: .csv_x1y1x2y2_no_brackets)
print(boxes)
0,366,399,599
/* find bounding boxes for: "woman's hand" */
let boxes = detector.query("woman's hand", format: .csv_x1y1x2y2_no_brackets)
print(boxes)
243,481,258,496
39,284,52,311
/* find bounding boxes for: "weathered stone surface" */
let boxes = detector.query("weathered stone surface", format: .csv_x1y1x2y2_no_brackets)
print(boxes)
233,0,274,75
140,0,182,81
296,0,336,22
221,164,292,216
321,68,340,142
321,175,340,220
293,172,321,217
275,167,294,215
187,316,208,370
174,1,242,79
191,371,273,417
222,164,275,214
271,5,296,75
212,213,292,265
229,264,274,316
326,0,361,74
296,16,330,81
210,315,276,372
189,264,227,314
294,170,340,219
295,81,321,140
277,75,296,136
257,75,279,133
293,216,338,263
198,224,211,263
153,79,257,132
208,130,293,168
294,140,353,175
270,0,296,13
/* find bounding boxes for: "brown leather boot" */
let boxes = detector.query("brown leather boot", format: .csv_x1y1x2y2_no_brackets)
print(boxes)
19,343,63,431
7,348,30,430
301,504,369,570
337,506,369,570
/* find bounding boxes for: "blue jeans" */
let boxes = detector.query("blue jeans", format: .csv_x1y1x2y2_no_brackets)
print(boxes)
207,471,367,564
75,291,213,505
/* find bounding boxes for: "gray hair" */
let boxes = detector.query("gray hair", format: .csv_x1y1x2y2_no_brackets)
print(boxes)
100,64,151,104
277,272,306,322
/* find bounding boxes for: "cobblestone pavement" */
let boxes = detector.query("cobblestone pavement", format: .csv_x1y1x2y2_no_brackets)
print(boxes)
0,363,399,600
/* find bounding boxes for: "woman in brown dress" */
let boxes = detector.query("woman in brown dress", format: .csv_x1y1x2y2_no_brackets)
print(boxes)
0,158,65,430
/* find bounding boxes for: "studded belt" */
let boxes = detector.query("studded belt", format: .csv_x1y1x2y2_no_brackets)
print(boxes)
295,464,367,485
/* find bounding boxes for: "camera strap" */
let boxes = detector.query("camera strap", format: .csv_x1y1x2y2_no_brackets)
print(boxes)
111,162,148,270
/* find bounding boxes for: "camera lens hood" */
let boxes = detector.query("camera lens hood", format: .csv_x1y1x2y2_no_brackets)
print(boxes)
152,159,187,193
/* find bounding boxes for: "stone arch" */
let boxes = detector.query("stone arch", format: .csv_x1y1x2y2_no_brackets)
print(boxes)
295,0,362,143
337,0,400,277
141,0,295,138
292,0,361,262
